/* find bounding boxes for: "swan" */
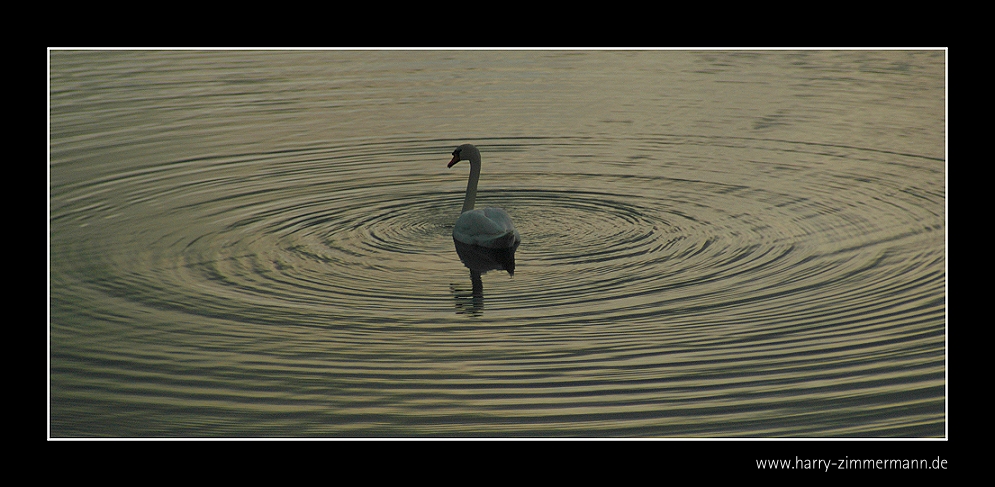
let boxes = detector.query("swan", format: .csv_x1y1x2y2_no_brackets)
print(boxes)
448,144,521,249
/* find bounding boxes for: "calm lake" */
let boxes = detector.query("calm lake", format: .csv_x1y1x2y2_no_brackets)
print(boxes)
48,49,946,437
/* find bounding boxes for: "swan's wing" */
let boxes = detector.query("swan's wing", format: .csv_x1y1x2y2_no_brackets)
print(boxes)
480,208,516,231
454,208,520,247
454,209,508,238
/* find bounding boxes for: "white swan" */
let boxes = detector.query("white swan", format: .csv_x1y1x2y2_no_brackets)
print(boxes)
448,144,521,249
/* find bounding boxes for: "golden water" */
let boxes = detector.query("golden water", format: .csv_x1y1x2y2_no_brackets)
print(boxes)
49,49,945,437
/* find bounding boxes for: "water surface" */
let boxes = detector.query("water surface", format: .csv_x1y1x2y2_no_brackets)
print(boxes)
49,49,945,437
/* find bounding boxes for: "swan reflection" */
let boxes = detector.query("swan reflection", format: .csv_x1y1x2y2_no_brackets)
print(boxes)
451,238,518,316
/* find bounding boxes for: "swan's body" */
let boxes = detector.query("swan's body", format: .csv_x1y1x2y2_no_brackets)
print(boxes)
448,144,520,249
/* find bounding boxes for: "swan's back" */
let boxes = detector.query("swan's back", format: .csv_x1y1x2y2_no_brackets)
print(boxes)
454,207,521,248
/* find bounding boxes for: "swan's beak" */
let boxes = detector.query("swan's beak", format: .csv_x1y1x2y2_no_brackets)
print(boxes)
447,155,460,168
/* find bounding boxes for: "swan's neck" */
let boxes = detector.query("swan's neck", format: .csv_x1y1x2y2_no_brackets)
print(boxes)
462,161,480,213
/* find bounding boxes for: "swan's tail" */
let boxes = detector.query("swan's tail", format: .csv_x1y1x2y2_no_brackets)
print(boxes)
491,231,519,249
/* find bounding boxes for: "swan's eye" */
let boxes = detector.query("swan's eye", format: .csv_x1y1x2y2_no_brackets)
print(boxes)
452,149,461,157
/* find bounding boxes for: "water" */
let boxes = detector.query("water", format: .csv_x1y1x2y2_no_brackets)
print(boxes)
49,49,945,437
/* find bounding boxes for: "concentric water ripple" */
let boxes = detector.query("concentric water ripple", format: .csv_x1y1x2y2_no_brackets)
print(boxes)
51,133,943,437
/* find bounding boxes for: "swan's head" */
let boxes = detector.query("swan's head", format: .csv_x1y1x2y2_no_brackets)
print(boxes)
448,143,481,168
